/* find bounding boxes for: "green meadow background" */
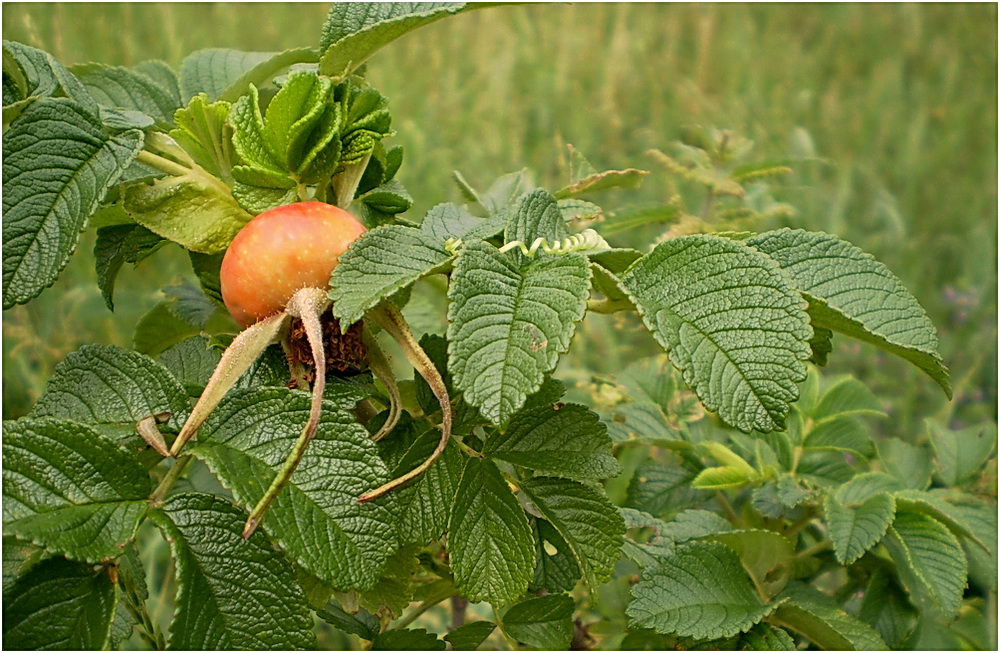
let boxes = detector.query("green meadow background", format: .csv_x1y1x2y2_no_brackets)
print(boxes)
3,3,996,434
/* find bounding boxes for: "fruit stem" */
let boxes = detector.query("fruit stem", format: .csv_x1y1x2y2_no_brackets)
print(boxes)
362,327,403,441
357,302,453,503
135,149,192,178
243,288,330,538
171,312,290,456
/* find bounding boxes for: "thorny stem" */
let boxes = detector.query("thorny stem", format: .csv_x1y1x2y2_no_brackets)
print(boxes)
244,289,329,539
149,455,192,506
363,328,403,442
357,301,453,503
450,596,468,630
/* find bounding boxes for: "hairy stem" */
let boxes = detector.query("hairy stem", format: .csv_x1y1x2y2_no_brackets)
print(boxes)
244,288,330,538
363,328,403,441
358,302,452,503
135,149,192,178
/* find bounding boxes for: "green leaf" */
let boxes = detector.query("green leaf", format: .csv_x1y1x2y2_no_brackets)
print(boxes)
445,621,496,651
122,162,253,254
157,336,222,395
316,600,380,640
531,517,581,593
501,594,574,650
628,541,783,640
372,628,446,650
620,508,675,568
621,235,811,433
824,491,895,565
706,530,794,597
625,459,702,517
878,438,933,490
2,537,42,593
320,3,479,75
420,202,501,241
71,63,181,125
448,240,590,425
30,344,190,431
149,493,315,650
884,510,967,619
169,94,235,181
773,583,888,650
178,47,318,103
448,458,534,606
802,416,874,457
188,387,397,591
520,476,624,591
748,229,950,397
134,60,181,103
330,225,453,326
3,98,143,308
2,418,151,563
188,250,225,304
893,489,992,552
2,40,99,115
503,188,570,266
258,71,334,171
739,623,797,650
360,544,419,619
927,420,997,486
483,403,620,479
93,224,166,310
811,376,886,421
858,569,919,649
2,556,117,650
133,302,199,356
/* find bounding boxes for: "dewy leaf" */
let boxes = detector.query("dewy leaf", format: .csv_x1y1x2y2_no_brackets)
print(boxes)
178,47,318,103
188,387,397,591
501,593,574,650
445,621,496,651
748,229,950,397
319,3,480,75
883,510,967,620
824,491,895,565
30,344,190,431
3,97,143,308
483,403,621,479
149,493,316,650
448,458,534,606
773,583,888,651
71,63,182,125
627,541,783,640
122,162,253,254
520,476,624,591
2,418,151,563
621,234,811,432
448,240,591,425
2,556,117,650
330,225,453,326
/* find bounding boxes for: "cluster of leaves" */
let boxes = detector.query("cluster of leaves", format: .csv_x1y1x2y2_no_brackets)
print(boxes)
2,3,995,651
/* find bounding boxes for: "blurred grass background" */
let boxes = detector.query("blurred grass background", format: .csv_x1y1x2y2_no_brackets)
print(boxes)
3,3,996,433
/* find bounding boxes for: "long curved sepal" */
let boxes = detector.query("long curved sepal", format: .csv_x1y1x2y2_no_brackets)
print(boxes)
243,288,330,539
170,311,291,456
362,328,403,442
357,301,452,503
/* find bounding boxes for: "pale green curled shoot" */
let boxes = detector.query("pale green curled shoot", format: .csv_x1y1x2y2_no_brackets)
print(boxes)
497,229,611,258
